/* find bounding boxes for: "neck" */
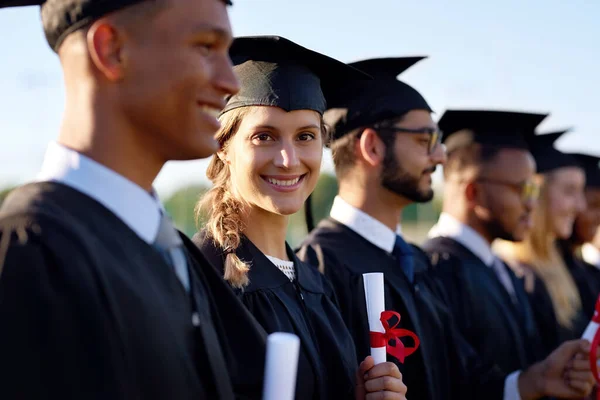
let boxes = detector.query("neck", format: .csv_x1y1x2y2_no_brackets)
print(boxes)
59,90,165,192
243,206,289,260
444,206,494,245
338,180,406,231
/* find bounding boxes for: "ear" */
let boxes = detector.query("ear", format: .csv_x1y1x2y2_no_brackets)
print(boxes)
217,150,230,164
465,181,479,208
87,19,127,81
357,128,386,168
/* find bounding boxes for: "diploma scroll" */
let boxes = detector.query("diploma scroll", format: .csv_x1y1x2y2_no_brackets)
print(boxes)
582,295,600,385
582,296,600,342
363,272,387,365
262,332,300,400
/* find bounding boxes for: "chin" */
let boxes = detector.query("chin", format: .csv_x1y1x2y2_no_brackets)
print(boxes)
507,225,527,242
265,202,303,216
190,139,220,160
414,188,434,203
557,227,573,240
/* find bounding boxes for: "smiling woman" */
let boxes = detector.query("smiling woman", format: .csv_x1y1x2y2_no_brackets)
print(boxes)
192,35,408,400
196,104,325,286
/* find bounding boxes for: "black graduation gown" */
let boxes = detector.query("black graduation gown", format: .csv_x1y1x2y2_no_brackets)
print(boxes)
297,218,507,400
514,262,586,359
423,236,544,374
0,182,259,400
195,231,358,400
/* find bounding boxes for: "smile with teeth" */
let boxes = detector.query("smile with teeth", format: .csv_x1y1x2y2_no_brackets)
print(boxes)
199,105,221,118
265,176,303,187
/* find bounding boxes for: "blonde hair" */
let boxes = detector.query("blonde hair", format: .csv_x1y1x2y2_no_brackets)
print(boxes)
495,172,582,329
195,107,252,288
196,106,328,288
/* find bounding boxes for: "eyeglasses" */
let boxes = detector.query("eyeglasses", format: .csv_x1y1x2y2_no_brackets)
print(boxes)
374,125,444,154
476,177,540,202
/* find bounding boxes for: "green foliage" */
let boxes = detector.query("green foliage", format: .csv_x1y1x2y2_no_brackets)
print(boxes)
286,173,339,247
163,185,209,237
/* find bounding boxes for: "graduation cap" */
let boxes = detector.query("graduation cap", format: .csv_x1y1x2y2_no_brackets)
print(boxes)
570,153,600,188
527,130,580,173
438,109,548,152
323,56,432,140
0,0,232,52
222,36,371,116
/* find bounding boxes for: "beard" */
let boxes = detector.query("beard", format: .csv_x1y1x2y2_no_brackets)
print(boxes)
480,190,518,242
380,146,435,203
484,216,517,242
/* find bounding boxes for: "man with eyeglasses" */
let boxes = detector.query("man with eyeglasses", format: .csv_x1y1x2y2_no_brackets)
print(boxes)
424,109,556,379
297,59,596,399
297,57,463,400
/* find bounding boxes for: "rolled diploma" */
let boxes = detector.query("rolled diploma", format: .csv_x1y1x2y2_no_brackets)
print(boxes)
582,295,600,342
363,272,387,365
582,320,599,342
262,332,300,400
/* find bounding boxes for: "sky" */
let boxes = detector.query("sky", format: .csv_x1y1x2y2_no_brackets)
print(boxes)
0,0,598,199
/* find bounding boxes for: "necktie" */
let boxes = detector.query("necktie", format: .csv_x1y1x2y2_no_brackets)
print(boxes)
392,235,414,284
153,211,190,292
491,256,517,304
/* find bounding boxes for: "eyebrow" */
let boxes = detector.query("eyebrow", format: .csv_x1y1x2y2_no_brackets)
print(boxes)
253,124,321,132
298,124,321,131
191,25,232,41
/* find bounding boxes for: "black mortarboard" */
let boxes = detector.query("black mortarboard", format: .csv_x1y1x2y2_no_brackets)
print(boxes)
527,131,580,173
222,36,371,116
0,0,232,52
323,57,432,140
570,153,600,188
438,109,548,152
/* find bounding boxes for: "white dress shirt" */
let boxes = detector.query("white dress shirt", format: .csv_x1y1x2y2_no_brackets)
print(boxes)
330,195,399,254
332,201,521,400
429,212,521,400
37,141,162,244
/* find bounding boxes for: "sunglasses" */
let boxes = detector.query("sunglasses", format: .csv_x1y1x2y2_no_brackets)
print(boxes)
476,177,540,202
374,125,444,154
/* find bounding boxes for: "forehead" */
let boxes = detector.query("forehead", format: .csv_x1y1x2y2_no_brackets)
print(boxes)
153,0,232,37
392,109,435,128
550,166,586,185
486,148,536,179
238,106,321,130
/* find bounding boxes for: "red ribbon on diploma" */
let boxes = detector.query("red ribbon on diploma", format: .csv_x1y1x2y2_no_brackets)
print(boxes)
369,311,420,363
589,296,600,388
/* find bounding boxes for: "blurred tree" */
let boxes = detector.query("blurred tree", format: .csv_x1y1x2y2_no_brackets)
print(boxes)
163,185,209,237
287,173,339,247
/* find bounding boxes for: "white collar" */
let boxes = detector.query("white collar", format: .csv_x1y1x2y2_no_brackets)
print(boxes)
36,142,162,244
329,196,400,253
428,212,495,266
582,243,600,270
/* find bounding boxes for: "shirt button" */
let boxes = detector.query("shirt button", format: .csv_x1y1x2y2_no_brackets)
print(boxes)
191,312,200,327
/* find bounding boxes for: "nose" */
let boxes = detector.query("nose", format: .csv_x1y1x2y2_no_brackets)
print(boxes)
430,143,447,166
214,54,240,97
577,192,587,213
273,140,300,169
524,196,537,212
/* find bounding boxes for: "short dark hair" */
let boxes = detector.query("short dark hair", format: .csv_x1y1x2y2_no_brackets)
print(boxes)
444,141,503,178
331,115,405,179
